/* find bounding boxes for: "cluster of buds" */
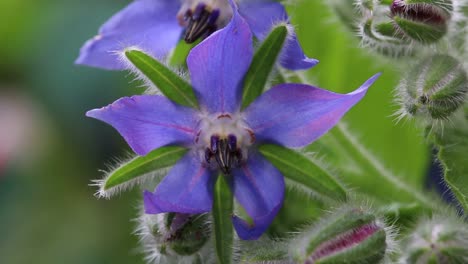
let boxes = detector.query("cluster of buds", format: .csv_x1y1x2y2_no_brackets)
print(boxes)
396,54,468,121
352,0,454,57
135,212,213,263
400,213,468,263
292,205,397,264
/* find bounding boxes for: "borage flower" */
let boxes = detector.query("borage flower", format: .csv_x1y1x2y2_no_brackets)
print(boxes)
76,0,317,70
86,12,379,240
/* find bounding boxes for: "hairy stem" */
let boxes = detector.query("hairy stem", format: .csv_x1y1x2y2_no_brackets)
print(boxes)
331,123,434,209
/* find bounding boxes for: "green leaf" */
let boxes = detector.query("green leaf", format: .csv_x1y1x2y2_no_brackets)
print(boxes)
430,112,468,212
259,144,347,201
268,187,326,238
125,49,199,108
213,175,234,264
168,40,199,68
241,25,288,109
101,146,187,196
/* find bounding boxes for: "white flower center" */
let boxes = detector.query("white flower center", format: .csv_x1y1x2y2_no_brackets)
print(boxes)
195,112,254,174
177,0,235,43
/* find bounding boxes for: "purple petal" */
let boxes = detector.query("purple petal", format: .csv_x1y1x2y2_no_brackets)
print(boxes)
231,152,285,240
281,35,319,70
238,1,318,70
144,153,216,214
187,7,253,113
86,95,198,155
245,74,381,148
75,0,182,70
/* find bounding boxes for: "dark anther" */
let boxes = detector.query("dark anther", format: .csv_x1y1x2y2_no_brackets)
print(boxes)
210,135,219,153
205,134,242,175
205,148,213,164
227,134,237,152
184,3,220,43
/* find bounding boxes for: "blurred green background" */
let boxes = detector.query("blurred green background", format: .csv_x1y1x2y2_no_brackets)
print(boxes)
0,0,428,263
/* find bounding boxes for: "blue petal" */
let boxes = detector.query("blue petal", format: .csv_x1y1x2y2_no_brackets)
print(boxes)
238,0,318,70
144,153,216,214
244,74,381,147
75,0,182,70
231,152,285,240
187,7,253,113
86,95,198,155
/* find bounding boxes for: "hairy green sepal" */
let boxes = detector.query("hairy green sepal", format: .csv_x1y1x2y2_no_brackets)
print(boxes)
103,146,187,192
241,25,288,109
213,175,234,264
125,49,199,108
259,144,347,201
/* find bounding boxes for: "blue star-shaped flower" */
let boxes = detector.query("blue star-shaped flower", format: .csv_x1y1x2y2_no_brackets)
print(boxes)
76,0,318,71
86,11,379,240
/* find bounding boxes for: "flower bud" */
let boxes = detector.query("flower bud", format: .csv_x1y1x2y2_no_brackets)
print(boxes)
397,54,468,121
390,0,452,44
358,1,417,57
135,212,212,263
401,213,468,263
292,205,396,264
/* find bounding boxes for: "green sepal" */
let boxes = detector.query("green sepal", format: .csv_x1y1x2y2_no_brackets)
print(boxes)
125,49,199,108
241,25,288,109
429,119,468,212
213,175,234,264
393,16,447,44
102,146,187,194
168,40,199,68
259,144,347,202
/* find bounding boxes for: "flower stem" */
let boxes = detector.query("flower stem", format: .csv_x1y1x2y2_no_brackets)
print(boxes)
331,123,434,209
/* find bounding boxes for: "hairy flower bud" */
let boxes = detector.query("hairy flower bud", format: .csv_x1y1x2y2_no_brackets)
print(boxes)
292,205,397,264
401,213,468,263
135,212,212,263
397,54,468,121
390,0,452,44
358,1,417,57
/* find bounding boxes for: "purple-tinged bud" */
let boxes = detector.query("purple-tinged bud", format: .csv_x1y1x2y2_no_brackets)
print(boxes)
135,212,212,263
292,205,397,264
396,54,468,121
358,1,418,57
390,0,453,44
401,213,468,263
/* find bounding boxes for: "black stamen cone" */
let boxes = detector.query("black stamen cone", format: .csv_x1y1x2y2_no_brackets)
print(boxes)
184,4,220,43
205,134,241,175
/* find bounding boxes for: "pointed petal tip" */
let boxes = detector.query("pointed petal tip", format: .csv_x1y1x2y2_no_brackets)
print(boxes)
85,108,100,118
281,55,319,70
303,57,319,67
232,215,262,240
74,55,84,66
350,72,382,95
231,200,283,240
